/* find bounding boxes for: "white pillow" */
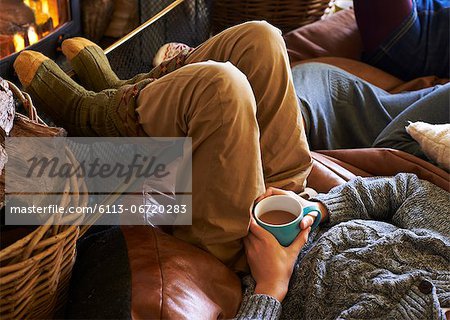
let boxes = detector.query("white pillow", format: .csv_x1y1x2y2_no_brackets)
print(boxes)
406,121,450,171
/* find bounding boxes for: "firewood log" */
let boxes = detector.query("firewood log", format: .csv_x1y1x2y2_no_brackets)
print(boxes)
0,78,15,138
0,80,66,210
0,0,35,35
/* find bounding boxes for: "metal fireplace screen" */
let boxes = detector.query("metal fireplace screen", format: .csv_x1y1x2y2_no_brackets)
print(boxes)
106,0,212,80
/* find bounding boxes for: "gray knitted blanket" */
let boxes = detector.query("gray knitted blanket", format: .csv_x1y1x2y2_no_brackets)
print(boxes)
237,173,450,320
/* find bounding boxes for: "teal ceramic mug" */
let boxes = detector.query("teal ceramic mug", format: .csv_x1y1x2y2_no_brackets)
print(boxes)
253,195,321,246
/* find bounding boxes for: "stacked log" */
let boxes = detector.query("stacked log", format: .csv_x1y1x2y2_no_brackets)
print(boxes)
0,0,35,35
0,0,35,57
0,78,66,209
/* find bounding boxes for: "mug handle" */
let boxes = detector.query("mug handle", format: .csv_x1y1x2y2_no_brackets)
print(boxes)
302,206,322,231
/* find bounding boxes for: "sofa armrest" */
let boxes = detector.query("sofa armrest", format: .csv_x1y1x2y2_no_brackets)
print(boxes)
315,148,449,192
307,154,352,193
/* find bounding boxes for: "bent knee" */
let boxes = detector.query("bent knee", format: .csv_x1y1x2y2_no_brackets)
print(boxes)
210,62,257,115
239,20,282,40
182,61,250,89
200,61,254,98
230,21,285,56
186,61,257,115
200,61,248,84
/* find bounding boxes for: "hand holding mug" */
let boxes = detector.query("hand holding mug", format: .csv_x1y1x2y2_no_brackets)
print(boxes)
243,218,311,302
254,187,326,246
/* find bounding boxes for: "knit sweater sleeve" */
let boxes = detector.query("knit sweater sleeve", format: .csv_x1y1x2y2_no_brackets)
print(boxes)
235,294,282,320
311,173,449,230
235,276,282,320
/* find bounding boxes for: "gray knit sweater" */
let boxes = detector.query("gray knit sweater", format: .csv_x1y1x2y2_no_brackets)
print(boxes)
236,173,450,320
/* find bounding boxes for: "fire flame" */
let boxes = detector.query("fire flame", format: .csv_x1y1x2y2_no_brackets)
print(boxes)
28,27,39,46
4,0,60,58
42,0,50,15
11,26,38,54
1,0,65,59
13,34,25,52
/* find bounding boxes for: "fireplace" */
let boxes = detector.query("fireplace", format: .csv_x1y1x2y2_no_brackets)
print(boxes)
0,0,80,81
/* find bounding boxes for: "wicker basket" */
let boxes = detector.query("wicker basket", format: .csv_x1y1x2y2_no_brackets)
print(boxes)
0,81,89,319
212,0,330,33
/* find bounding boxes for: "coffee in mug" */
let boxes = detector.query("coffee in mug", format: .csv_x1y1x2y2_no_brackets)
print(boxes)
253,195,322,246
259,210,297,225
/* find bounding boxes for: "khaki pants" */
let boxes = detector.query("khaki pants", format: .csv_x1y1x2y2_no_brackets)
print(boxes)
136,21,312,270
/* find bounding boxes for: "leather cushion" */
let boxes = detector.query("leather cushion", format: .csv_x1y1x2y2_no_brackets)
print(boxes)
284,10,362,63
316,148,449,192
121,226,242,319
294,57,449,92
67,225,242,319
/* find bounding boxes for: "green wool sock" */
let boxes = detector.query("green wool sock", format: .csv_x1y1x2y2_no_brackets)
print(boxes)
62,37,193,92
14,51,149,137
62,37,124,92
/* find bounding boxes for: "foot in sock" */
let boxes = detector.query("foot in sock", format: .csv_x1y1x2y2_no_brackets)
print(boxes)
62,37,124,92
62,37,193,92
14,50,94,135
13,50,148,137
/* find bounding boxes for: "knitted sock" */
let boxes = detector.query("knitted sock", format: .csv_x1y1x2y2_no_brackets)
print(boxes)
153,42,193,66
62,37,123,92
62,37,193,92
14,50,149,137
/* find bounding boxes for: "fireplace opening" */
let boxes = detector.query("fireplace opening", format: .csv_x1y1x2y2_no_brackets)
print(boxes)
1,0,70,59
0,0,80,82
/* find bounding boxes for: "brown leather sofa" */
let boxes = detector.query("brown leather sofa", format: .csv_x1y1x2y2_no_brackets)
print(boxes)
66,10,449,319
114,148,448,320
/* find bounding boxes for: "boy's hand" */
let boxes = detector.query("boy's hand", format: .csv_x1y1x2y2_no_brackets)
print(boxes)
243,218,311,302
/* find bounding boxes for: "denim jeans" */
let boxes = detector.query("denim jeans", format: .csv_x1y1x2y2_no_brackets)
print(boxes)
292,62,450,161
362,0,450,80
